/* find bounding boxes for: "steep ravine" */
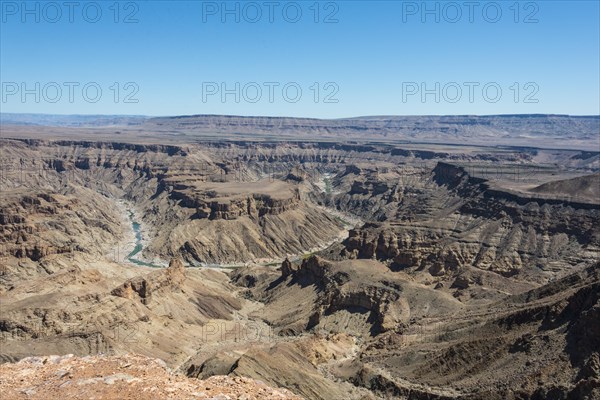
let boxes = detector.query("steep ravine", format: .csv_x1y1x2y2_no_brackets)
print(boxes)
126,198,363,270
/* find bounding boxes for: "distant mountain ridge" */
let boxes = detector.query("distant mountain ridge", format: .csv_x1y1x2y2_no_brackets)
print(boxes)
144,113,600,149
2,113,599,150
2,112,598,126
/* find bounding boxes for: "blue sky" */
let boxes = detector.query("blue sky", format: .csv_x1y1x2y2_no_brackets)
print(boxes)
1,0,599,117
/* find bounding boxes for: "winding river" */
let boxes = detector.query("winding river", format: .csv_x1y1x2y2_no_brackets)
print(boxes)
123,203,362,270
125,211,163,268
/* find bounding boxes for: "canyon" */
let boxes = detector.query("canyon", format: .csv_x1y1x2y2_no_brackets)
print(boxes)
0,116,599,399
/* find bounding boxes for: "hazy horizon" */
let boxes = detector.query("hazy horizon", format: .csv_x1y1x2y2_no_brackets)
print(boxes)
2,112,600,120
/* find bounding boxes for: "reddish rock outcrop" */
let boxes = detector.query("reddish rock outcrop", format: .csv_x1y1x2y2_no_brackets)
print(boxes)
0,354,304,399
111,258,186,304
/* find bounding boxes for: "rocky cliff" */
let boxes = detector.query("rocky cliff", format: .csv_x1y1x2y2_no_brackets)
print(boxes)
341,162,599,280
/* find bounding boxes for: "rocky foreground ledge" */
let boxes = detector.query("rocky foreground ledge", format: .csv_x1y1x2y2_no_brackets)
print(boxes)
0,354,304,400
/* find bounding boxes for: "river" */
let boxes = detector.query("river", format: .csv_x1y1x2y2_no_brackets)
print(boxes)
123,203,362,270
125,211,164,268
